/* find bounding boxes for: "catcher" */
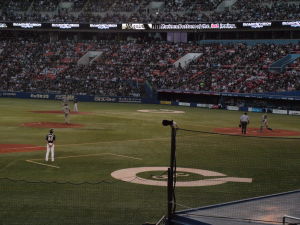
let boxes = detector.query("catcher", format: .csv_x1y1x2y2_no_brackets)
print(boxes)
45,128,56,162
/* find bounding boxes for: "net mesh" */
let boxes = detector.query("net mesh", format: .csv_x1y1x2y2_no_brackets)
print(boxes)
0,177,166,225
0,128,299,225
172,127,300,224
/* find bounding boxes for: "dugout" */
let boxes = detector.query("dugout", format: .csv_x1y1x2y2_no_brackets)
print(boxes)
157,89,300,111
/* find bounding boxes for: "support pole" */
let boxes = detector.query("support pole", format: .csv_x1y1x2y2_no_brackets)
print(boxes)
163,121,177,225
170,126,176,173
167,168,173,224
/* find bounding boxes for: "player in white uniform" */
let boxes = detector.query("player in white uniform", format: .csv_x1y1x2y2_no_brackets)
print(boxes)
45,129,56,162
63,103,71,124
260,114,272,132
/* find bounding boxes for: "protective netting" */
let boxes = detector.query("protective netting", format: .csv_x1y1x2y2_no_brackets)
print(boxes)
0,128,299,225
0,177,166,225
172,128,300,224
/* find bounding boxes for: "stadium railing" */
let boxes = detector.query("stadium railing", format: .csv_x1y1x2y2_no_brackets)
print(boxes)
283,215,300,225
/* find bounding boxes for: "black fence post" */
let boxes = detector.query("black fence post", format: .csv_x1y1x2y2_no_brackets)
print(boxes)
162,120,177,225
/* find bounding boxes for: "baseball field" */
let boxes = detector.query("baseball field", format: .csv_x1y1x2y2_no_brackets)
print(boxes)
0,97,299,225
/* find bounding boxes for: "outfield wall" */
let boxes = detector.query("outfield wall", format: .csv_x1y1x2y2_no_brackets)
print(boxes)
1,91,300,116
0,91,146,104
160,100,300,116
158,89,300,112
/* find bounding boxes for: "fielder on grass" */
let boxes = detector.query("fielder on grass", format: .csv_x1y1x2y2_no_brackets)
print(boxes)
45,128,56,162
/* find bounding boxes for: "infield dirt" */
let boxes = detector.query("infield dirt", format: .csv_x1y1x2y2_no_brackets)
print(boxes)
0,144,44,154
21,122,85,128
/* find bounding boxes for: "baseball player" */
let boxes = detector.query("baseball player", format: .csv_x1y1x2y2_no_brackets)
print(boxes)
45,128,56,162
63,103,71,124
62,95,68,105
73,97,78,112
240,112,250,134
260,114,272,132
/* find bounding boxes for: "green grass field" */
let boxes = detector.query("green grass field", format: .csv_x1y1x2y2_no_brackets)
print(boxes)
0,98,299,225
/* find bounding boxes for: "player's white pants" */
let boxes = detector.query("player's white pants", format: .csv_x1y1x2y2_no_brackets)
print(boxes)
46,143,55,162
260,120,269,131
64,113,69,124
74,103,78,112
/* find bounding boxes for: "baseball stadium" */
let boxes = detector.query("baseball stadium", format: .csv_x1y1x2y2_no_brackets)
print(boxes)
0,1,300,225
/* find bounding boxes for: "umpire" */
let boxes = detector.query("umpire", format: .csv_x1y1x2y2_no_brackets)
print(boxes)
240,112,250,134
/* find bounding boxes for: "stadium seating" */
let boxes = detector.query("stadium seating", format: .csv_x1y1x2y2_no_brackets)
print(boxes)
0,0,299,22
210,0,300,22
32,0,60,12
0,39,299,95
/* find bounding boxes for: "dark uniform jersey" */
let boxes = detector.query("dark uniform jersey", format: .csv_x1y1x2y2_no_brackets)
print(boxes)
46,133,56,143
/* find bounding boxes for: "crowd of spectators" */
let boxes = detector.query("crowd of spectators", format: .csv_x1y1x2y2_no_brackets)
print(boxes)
0,0,299,23
110,0,141,12
188,0,223,12
32,0,59,12
83,0,112,13
0,39,145,96
67,0,89,12
150,42,300,93
210,0,300,22
5,0,32,12
1,39,299,97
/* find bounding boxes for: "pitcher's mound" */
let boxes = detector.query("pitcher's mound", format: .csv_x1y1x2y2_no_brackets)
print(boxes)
22,122,85,128
30,111,92,115
214,127,300,137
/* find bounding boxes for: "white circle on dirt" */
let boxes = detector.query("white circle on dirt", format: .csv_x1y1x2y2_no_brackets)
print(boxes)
111,167,252,187
137,109,185,114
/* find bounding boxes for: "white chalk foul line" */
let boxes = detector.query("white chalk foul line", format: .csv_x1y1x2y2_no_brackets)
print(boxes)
108,153,143,161
28,153,142,161
55,153,142,161
55,137,170,147
26,160,60,169
26,153,142,168
49,153,108,160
